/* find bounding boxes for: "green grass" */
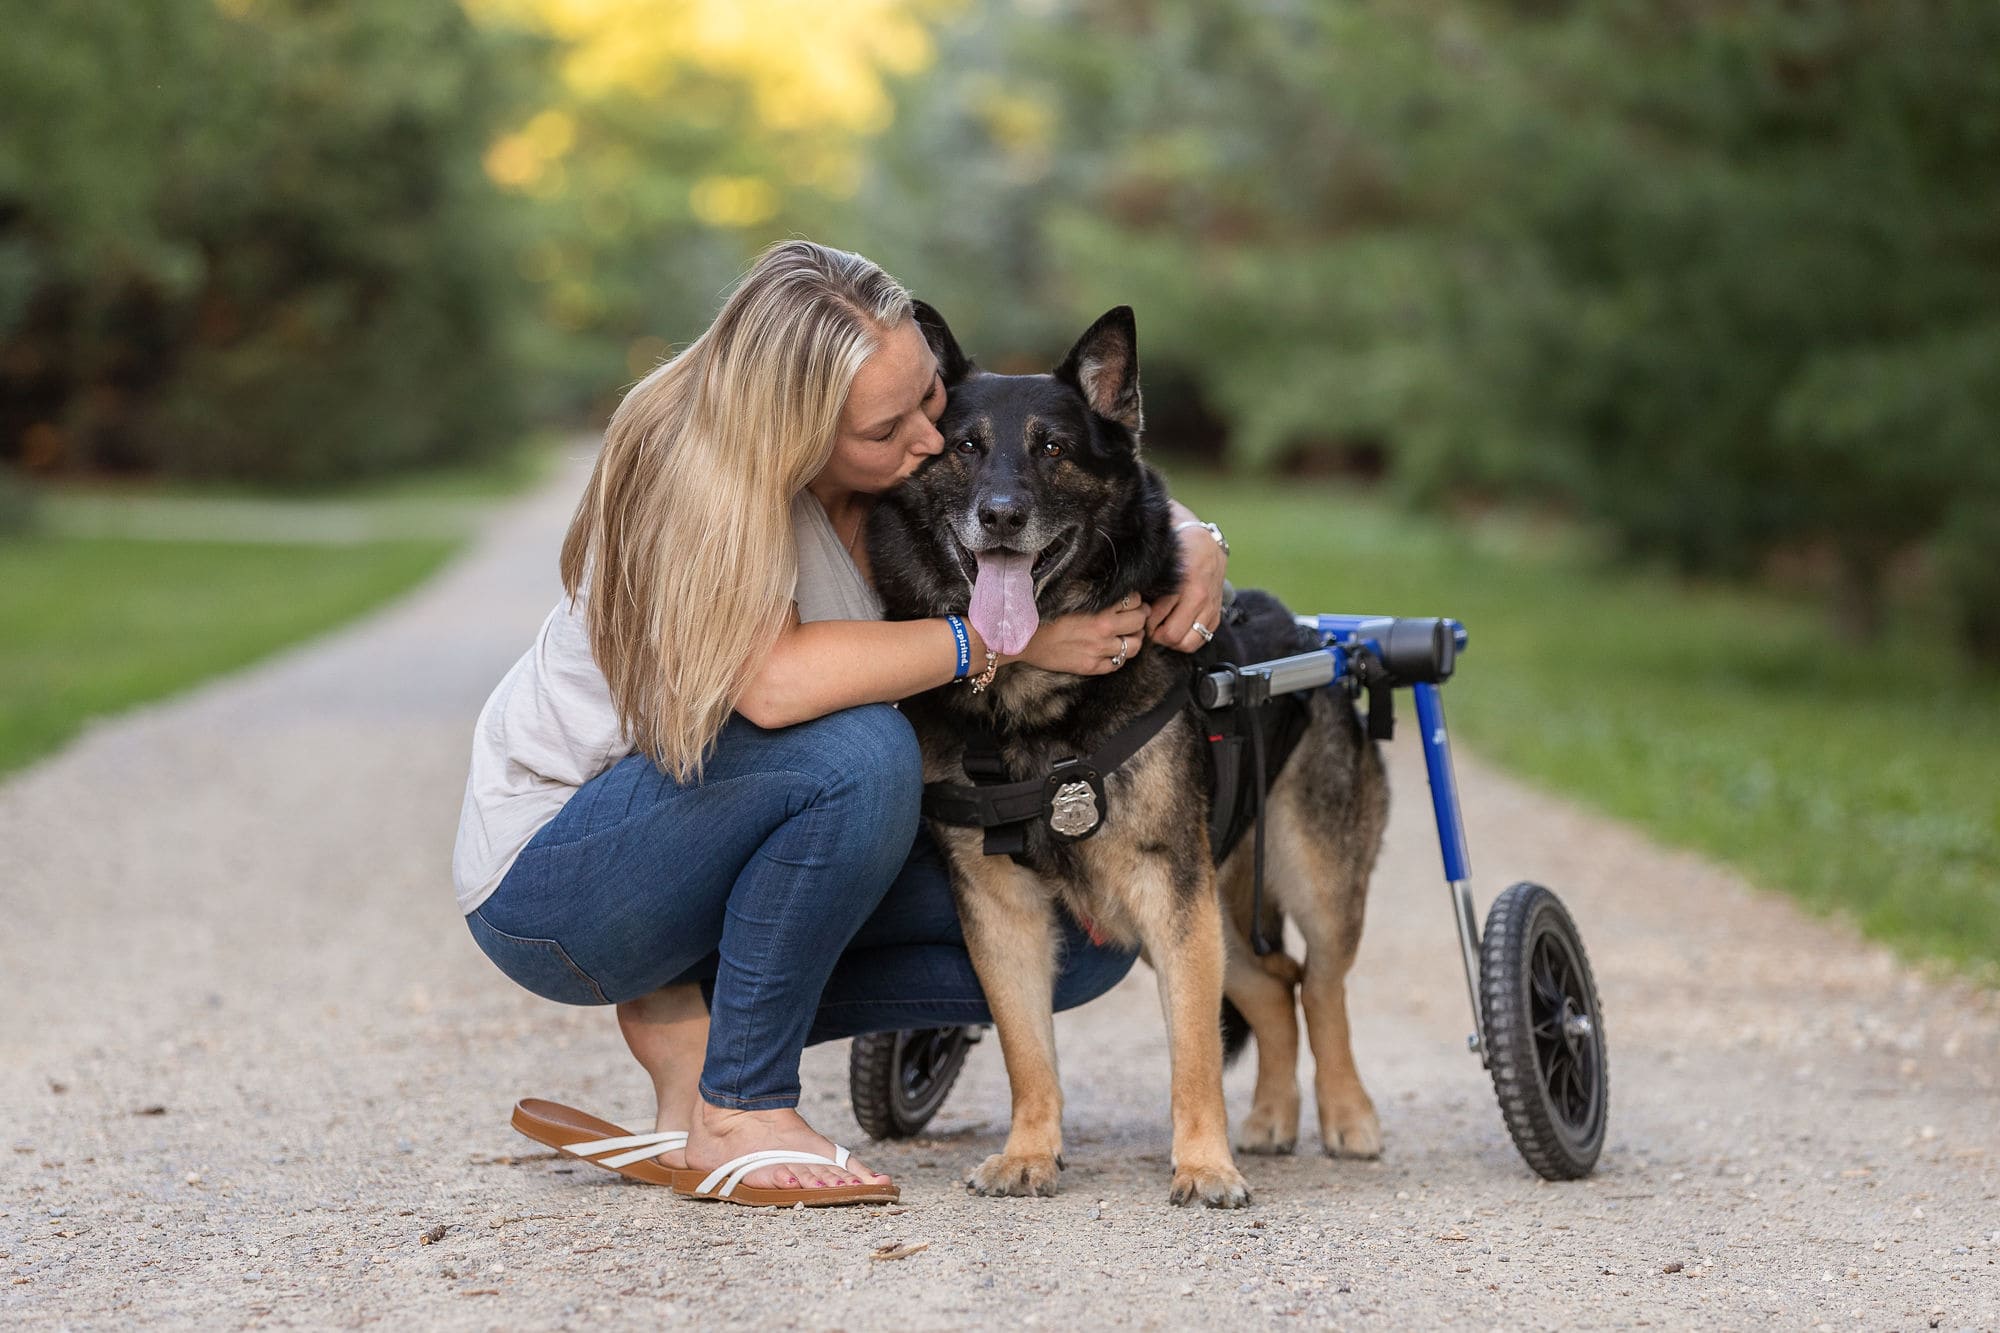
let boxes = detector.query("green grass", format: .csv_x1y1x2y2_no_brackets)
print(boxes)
1173,474,2000,976
0,437,561,778
0,538,457,776
32,435,569,545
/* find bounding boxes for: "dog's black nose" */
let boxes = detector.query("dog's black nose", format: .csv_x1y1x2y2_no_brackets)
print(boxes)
977,494,1028,538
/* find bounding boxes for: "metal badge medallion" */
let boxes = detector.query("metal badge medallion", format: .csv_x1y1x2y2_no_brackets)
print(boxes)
1048,780,1101,837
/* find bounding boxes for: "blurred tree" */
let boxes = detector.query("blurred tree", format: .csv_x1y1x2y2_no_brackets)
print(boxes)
461,0,953,417
850,0,2000,660
0,0,532,484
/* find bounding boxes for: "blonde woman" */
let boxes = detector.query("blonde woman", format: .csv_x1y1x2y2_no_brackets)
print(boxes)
452,240,1228,1207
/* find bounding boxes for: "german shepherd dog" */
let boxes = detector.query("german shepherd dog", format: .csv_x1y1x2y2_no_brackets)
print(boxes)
867,304,1389,1207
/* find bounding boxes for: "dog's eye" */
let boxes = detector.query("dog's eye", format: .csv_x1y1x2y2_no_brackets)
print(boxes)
954,438,979,455
1040,440,1066,460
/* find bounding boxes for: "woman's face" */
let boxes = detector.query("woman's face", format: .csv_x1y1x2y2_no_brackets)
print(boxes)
818,317,946,498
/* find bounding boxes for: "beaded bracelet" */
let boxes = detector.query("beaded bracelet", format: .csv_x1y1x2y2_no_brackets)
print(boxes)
944,614,972,679
967,648,1000,694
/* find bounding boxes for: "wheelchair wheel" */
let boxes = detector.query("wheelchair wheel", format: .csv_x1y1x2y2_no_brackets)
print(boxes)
848,1026,981,1140
1479,882,1607,1180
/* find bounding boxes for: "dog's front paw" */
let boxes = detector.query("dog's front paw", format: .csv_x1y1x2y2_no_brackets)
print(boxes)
967,1152,1063,1198
1321,1104,1382,1159
1168,1161,1251,1209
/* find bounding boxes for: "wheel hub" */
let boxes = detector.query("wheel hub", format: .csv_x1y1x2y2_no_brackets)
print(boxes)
1560,1000,1592,1052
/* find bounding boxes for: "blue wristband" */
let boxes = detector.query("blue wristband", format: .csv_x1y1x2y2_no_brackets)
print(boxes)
945,614,971,679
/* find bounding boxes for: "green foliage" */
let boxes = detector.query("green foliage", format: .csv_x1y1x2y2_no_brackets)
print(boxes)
1939,505,2000,665
0,0,533,484
854,0,2000,660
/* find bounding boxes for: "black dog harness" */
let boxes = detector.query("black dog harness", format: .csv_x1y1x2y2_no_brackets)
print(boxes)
920,683,1192,860
920,606,1316,952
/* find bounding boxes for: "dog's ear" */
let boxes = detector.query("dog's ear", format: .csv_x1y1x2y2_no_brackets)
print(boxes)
1054,306,1142,437
911,299,973,386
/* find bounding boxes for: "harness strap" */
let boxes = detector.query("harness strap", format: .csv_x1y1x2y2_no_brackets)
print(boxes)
921,681,1190,837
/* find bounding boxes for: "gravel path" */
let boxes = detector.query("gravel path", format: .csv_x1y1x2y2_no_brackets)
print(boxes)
5,451,1996,1331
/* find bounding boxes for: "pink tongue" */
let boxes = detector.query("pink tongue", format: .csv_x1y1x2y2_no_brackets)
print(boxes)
969,550,1039,657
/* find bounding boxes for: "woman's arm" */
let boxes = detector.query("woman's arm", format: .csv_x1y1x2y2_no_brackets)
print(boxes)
1145,498,1229,652
738,600,1152,729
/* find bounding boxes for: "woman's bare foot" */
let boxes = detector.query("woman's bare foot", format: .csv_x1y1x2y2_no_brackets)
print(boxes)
614,983,890,1190
685,1102,891,1191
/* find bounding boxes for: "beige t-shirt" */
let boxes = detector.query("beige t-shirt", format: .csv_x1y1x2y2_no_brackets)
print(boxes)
450,490,883,914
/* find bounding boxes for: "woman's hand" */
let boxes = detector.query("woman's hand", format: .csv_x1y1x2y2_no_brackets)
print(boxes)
1146,502,1228,653
1005,595,1151,676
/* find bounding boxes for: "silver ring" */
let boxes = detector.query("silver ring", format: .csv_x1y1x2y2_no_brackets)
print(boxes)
1118,634,1129,657
1192,621,1214,644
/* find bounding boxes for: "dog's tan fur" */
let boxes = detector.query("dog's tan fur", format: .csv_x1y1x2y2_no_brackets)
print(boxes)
1218,686,1390,1158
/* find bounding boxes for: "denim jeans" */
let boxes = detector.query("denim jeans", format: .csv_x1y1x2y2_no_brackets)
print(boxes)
466,704,1138,1110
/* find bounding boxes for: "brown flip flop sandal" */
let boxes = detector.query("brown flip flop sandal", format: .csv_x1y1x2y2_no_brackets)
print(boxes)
510,1099,899,1207
510,1098,698,1188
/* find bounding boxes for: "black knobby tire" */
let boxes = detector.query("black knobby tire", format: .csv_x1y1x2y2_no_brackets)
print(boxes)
848,1027,979,1140
1479,882,1607,1180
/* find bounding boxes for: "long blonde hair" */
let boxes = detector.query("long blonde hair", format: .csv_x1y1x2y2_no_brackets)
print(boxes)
560,240,912,781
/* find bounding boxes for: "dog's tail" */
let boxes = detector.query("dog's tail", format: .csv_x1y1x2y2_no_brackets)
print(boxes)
1220,998,1253,1067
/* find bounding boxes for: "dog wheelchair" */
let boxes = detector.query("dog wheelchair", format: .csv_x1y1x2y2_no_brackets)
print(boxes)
848,613,1608,1181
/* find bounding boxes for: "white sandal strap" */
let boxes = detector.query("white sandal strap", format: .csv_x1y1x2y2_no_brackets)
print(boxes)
563,1130,688,1169
696,1149,840,1198
833,1144,850,1169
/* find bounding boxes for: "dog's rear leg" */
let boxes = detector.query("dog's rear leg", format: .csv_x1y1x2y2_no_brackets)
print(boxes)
1146,875,1252,1207
1272,791,1382,1159
1223,914,1301,1155
952,856,1067,1198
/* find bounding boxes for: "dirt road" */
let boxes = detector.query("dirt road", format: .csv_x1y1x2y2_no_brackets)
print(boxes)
5,451,1996,1330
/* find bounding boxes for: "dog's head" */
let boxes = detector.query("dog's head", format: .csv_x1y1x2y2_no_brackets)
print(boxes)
871,303,1178,654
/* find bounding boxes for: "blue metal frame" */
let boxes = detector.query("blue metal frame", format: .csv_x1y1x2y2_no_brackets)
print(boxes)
1294,614,1471,888
1412,683,1471,884
1287,612,1489,1060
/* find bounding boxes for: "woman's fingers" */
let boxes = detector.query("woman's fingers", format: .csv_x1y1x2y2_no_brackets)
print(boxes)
1152,591,1222,654
1097,603,1149,637
1151,517,1229,652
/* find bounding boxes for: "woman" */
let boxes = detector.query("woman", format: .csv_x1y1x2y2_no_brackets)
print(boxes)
452,240,1228,1206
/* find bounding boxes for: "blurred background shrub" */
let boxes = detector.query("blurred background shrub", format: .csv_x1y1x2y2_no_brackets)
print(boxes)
0,0,530,486
3,0,1997,659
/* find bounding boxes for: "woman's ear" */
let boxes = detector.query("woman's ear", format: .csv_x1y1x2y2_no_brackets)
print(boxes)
1054,306,1141,435
911,299,973,385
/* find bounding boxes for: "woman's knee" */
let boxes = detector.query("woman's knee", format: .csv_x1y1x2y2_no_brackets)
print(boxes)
792,704,922,837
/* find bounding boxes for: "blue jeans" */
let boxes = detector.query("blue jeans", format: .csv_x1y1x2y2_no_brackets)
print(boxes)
466,704,1138,1110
